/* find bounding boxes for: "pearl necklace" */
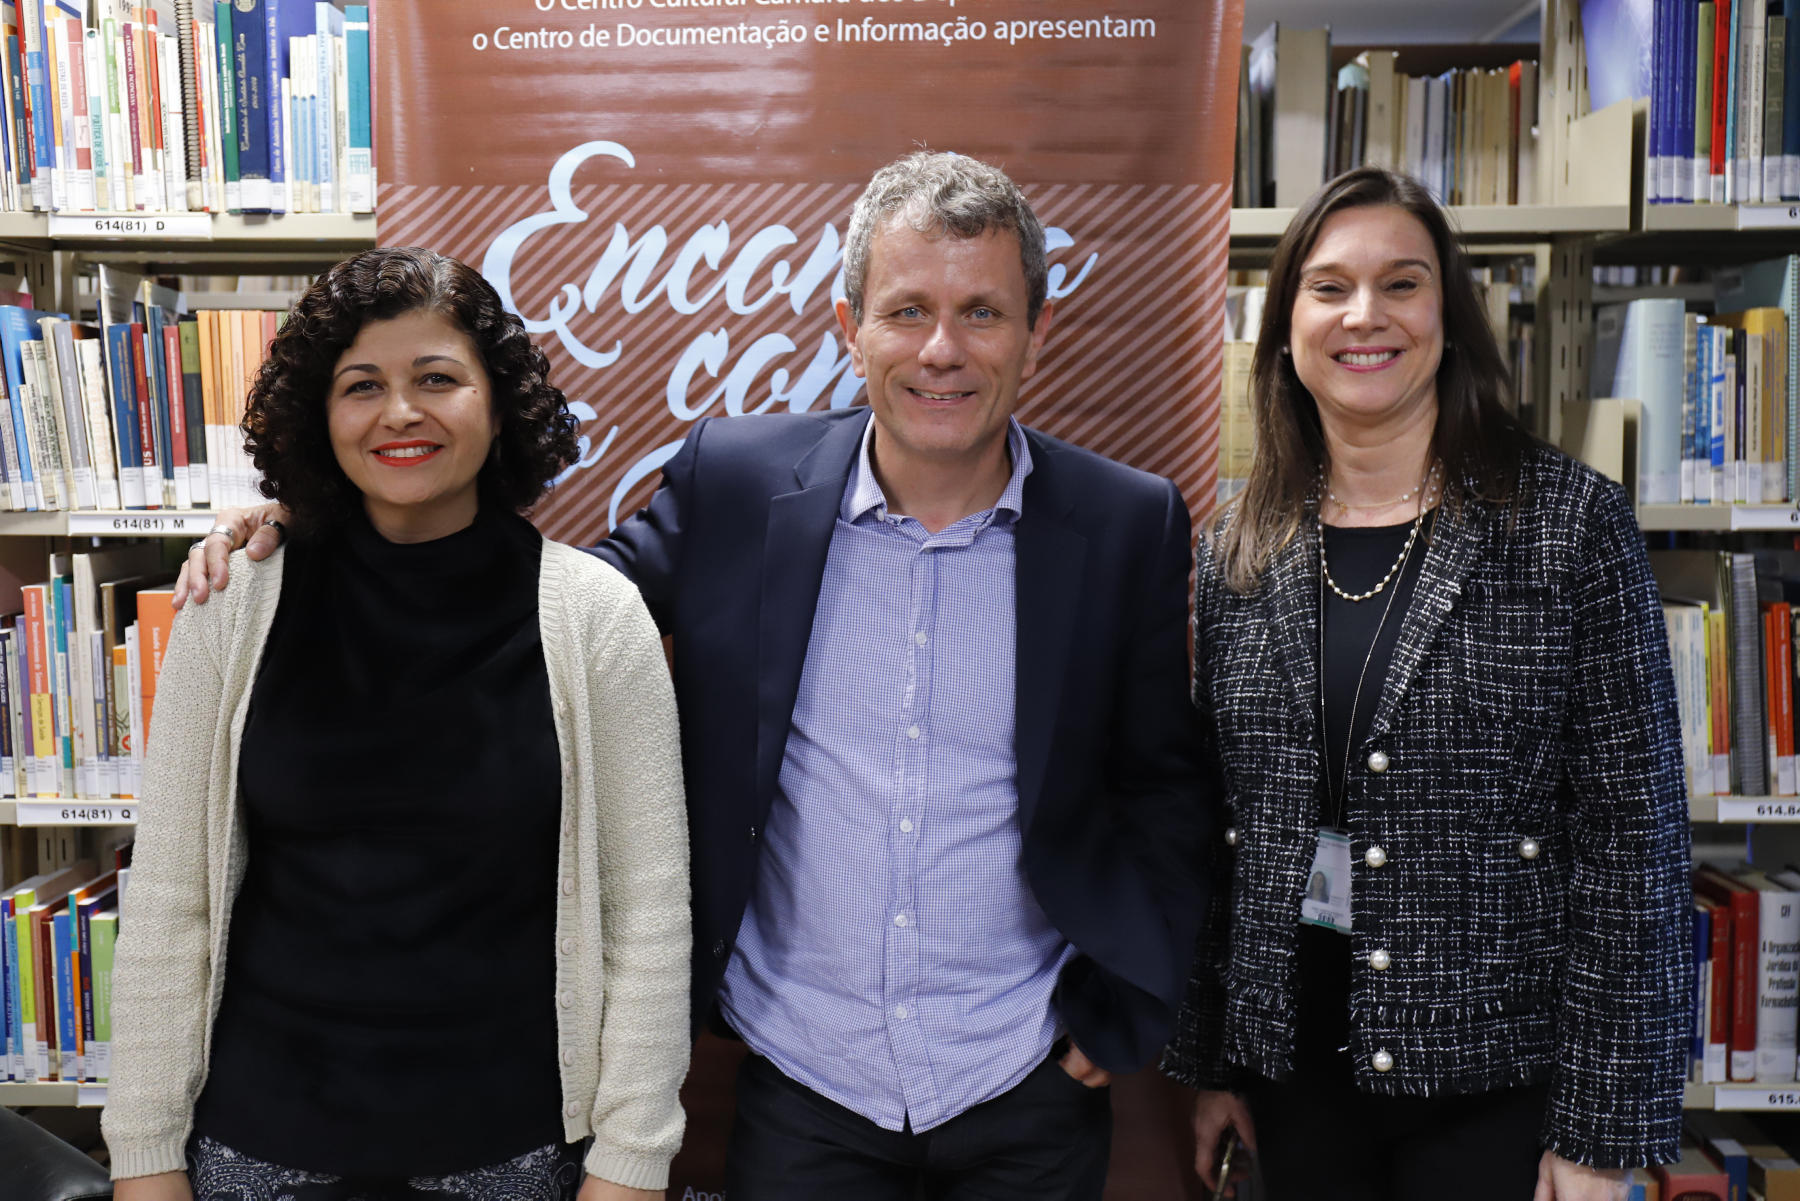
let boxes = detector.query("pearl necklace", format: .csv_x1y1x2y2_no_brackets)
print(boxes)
1317,466,1440,603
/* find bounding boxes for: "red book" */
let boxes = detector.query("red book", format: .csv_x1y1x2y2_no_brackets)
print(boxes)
1699,895,1733,1082
163,324,187,478
1654,1144,1729,1200
121,19,143,209
1711,0,1734,185
129,323,157,507
1696,865,1762,1082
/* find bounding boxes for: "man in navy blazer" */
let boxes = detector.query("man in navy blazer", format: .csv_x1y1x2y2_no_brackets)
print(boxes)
179,151,1209,1199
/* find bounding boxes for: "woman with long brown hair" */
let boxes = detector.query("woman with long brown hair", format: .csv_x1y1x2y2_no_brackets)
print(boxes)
1164,168,1690,1201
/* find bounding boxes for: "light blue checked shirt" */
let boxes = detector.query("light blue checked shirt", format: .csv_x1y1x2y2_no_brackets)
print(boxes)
716,416,1074,1133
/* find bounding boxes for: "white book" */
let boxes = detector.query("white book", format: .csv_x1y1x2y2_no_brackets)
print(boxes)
124,623,140,797
1601,299,1688,504
1752,870,1800,1081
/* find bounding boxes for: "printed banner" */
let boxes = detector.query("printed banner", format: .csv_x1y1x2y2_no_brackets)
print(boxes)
375,0,1241,543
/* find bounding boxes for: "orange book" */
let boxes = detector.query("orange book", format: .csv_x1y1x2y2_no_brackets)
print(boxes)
135,588,174,746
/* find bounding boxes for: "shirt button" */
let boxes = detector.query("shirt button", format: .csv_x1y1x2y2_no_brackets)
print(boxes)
1367,750,1390,773
562,1049,574,1066
1224,827,1240,848
561,878,576,896
900,818,915,833
907,725,920,740
895,1004,910,1020
749,825,758,841
559,991,574,1010
560,937,576,955
894,913,910,928
1372,1049,1394,1072
1368,949,1391,971
713,940,727,958
565,1101,580,1117
914,631,928,646
1518,837,1541,860
1364,845,1388,868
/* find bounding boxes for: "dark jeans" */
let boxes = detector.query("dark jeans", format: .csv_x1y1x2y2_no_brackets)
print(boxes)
726,1049,1113,1201
186,1135,586,1201
1245,1064,1550,1201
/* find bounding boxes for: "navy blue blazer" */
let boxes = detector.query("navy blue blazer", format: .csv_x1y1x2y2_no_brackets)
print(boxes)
591,406,1212,1071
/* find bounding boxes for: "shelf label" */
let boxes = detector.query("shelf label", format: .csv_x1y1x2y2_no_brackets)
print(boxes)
47,213,213,240
77,1084,108,1107
68,511,217,537
1737,205,1800,229
15,800,137,826
1715,798,1800,821
1713,1085,1800,1110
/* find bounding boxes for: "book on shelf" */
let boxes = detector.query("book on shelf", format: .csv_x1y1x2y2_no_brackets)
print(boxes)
1575,257,1796,509
1232,26,1538,208
1,847,130,1084
0,0,368,215
1591,0,1800,204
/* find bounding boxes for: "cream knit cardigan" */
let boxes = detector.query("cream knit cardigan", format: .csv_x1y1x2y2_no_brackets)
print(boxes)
101,540,691,1191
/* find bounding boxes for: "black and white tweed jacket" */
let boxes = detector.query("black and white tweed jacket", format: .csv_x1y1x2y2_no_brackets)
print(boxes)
1162,444,1692,1170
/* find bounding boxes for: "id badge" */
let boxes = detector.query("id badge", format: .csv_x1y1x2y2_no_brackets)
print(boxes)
1298,827,1353,933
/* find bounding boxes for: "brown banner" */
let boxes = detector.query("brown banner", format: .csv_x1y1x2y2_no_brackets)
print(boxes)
375,0,1241,540
374,2,1240,1194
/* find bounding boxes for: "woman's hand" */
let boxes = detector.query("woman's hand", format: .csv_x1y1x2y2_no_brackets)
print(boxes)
1533,1151,1628,1201
113,1172,195,1201
1191,1089,1256,1197
172,503,291,609
576,1177,662,1201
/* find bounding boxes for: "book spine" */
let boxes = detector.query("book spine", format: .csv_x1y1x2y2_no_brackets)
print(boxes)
162,322,188,506
212,1,235,209
178,318,206,504
263,0,282,211
233,0,263,209
88,912,114,1081
83,29,106,211
128,323,156,507
103,324,142,507
1768,15,1789,202
343,3,366,211
1787,2,1800,200
74,900,91,1080
1698,1,1717,200
1758,883,1800,1080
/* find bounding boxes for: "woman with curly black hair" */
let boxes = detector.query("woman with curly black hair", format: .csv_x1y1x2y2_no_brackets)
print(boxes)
102,246,692,1201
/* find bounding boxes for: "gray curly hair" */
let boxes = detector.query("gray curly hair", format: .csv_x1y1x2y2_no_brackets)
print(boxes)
843,150,1049,328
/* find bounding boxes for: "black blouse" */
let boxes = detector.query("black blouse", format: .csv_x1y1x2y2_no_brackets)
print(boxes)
1298,515,1428,1072
193,506,564,1175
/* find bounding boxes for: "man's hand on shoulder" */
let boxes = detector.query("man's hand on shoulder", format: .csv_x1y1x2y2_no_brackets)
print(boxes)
173,503,291,609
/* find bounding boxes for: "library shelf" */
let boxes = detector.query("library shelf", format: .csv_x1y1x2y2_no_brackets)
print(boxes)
1229,204,1632,242
0,510,223,538
1636,505,1800,532
1684,1082,1800,1112
0,211,375,250
1640,204,1800,234
0,1081,105,1107
1689,796,1800,823
0,800,139,827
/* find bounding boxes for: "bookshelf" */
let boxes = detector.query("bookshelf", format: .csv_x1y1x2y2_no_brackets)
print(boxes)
0,510,224,538
0,1081,104,1107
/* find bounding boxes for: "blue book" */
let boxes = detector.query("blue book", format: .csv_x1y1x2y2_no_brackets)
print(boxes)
1,895,14,1079
22,0,52,208
266,0,310,214
314,2,339,211
234,0,269,211
0,305,65,511
1676,0,1695,202
102,323,145,509
1696,316,1714,501
1786,0,1800,200
344,5,369,211
50,909,74,1080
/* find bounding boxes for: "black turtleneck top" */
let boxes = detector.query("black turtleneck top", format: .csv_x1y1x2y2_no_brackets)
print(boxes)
192,505,563,1175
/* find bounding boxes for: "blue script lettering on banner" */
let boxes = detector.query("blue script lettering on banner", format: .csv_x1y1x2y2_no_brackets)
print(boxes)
482,139,1100,527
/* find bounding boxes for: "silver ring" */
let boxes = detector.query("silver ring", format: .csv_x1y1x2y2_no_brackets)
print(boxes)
188,539,207,553
206,525,237,546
